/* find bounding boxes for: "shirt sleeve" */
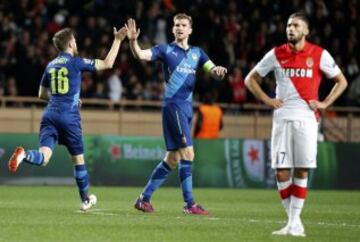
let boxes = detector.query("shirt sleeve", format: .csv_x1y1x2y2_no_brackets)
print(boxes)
254,49,276,77
73,57,97,72
150,44,167,61
320,49,341,79
40,70,49,87
199,48,215,73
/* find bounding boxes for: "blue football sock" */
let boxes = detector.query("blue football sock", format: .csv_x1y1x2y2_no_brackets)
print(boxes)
179,160,194,207
24,150,44,166
141,161,172,202
73,164,90,202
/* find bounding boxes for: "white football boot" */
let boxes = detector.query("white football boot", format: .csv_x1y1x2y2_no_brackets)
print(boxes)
80,194,97,212
288,221,306,237
272,224,289,236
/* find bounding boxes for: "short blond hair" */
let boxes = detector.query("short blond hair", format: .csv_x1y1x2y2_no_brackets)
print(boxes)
173,13,193,27
52,28,74,51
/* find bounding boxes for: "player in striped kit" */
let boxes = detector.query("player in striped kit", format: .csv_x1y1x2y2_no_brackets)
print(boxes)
126,14,227,215
245,12,347,236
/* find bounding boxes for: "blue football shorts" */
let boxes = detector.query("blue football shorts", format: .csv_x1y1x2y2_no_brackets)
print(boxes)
39,107,84,155
162,102,193,151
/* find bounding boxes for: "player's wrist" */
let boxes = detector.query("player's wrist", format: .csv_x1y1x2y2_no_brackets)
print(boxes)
322,100,331,109
262,96,273,106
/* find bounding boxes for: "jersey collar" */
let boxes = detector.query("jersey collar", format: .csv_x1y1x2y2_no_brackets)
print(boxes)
286,41,310,54
59,51,73,57
172,41,191,51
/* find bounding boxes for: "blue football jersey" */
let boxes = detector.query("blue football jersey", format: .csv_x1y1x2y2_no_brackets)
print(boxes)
40,52,96,109
151,42,215,103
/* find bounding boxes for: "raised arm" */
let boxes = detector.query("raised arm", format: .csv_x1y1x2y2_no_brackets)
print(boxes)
95,27,127,71
126,18,152,61
245,69,283,108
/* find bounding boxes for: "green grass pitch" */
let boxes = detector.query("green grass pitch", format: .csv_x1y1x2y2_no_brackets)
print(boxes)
0,186,359,242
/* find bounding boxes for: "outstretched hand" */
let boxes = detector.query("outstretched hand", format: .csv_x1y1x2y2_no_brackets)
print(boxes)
125,18,140,40
114,26,127,41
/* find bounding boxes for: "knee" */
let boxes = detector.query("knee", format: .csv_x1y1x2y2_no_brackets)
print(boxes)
164,152,180,169
71,154,85,165
181,149,194,161
276,169,291,182
42,158,50,166
165,158,178,169
42,152,52,166
185,151,194,161
39,147,52,166
294,168,309,179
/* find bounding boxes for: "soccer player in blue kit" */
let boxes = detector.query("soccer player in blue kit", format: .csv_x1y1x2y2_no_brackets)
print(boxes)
126,14,227,215
8,26,127,211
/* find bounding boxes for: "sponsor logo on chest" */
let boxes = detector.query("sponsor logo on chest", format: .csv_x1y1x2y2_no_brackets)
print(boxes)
281,68,313,78
176,66,196,74
280,56,315,78
176,63,196,74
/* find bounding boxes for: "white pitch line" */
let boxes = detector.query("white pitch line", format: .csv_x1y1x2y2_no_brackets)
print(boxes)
75,210,360,229
90,209,113,212
176,216,220,220
92,211,118,216
75,208,117,216
242,218,360,229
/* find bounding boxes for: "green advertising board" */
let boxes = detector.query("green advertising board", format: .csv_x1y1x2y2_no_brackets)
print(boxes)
0,133,359,189
0,133,72,180
85,135,178,186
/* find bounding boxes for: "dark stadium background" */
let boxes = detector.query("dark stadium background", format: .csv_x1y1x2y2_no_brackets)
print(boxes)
1,0,358,106
0,2,359,241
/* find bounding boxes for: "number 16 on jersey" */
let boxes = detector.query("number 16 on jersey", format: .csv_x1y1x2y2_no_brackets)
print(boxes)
49,67,69,94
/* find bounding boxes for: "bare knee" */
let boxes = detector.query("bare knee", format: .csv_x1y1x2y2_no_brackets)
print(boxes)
276,168,291,182
179,147,194,161
294,168,309,179
71,154,85,165
39,147,52,166
164,151,180,169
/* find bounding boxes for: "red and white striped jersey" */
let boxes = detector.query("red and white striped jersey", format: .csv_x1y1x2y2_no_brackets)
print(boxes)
254,41,341,120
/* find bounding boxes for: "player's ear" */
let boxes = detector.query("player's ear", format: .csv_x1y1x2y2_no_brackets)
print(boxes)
189,27,193,35
68,39,73,50
304,27,309,36
303,23,309,36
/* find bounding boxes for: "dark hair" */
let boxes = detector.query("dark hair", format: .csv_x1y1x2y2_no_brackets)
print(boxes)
52,28,74,51
289,12,309,27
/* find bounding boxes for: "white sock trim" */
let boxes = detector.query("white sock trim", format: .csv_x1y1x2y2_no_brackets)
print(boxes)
294,177,308,188
277,180,292,190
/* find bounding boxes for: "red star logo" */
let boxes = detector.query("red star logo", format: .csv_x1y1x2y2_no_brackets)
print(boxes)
247,146,259,164
109,145,121,159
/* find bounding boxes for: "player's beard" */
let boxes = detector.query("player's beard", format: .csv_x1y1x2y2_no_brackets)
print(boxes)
287,32,304,45
175,33,187,42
